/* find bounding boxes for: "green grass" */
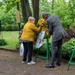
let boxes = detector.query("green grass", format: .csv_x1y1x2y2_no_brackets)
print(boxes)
0,31,19,50
0,31,52,50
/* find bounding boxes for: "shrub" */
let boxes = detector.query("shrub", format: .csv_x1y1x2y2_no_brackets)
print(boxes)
5,25,13,31
33,38,75,59
33,43,51,55
20,23,24,29
1,25,18,31
16,42,20,50
1,25,6,31
70,22,75,28
12,25,18,31
62,38,75,59
0,39,7,46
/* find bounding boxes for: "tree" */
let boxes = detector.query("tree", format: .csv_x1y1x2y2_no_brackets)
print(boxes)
20,0,39,24
20,0,32,23
1,0,75,29
32,0,39,24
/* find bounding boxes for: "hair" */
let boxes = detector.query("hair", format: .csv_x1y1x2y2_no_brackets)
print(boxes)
28,16,35,21
42,12,48,16
42,12,48,19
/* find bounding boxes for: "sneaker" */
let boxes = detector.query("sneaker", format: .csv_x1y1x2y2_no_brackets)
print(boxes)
22,61,26,64
27,61,35,65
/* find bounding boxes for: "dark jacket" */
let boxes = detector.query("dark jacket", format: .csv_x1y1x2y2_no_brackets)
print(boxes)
47,15,67,42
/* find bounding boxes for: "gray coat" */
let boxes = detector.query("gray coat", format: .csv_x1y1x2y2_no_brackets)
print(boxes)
47,15,67,42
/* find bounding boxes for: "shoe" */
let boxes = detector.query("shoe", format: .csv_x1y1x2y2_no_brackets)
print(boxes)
27,61,35,65
45,64,55,68
56,63,61,66
22,61,26,64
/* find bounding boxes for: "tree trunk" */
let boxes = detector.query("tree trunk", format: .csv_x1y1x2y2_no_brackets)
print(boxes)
52,0,54,13
32,0,39,24
20,0,32,23
25,0,32,17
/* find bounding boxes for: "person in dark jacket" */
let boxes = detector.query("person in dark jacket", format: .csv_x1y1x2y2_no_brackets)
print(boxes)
42,12,67,68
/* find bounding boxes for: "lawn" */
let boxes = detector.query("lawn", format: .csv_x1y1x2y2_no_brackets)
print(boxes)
0,31,19,50
0,31,52,50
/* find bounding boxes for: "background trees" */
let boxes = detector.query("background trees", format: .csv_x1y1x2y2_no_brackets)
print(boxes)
32,0,39,24
20,0,32,23
0,0,75,30
0,0,75,59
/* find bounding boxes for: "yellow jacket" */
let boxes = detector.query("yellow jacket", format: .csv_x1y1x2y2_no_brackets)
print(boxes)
20,21,41,42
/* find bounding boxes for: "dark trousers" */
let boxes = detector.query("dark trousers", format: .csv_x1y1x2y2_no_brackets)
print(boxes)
50,39,62,65
23,42,33,62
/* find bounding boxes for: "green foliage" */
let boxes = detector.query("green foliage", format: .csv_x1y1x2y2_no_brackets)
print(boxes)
0,39,7,46
6,3,15,12
1,25,18,31
33,44,46,53
33,38,75,59
0,31,19,49
70,22,75,28
33,43,51,54
12,25,19,31
62,38,75,59
39,0,75,29
0,5,6,19
53,0,73,29
1,25,6,31
0,5,17,26
5,25,13,31
40,0,51,12
15,41,20,50
20,23,24,29
1,0,75,30
3,7,16,25
5,0,19,12
0,2,3,7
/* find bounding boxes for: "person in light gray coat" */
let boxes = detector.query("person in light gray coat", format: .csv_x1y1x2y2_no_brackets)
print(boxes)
42,12,67,68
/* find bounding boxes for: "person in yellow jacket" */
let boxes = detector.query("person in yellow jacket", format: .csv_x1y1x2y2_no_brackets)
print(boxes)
20,16,41,65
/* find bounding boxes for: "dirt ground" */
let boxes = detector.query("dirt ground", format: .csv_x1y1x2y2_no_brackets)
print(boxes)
0,49,75,75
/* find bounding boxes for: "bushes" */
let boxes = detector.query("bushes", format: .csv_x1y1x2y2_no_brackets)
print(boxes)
33,43,51,55
1,23,24,31
15,37,75,59
1,25,18,31
0,39,7,46
62,38,75,59
70,22,75,28
5,25,13,31
16,42,20,50
33,38,75,59
0,31,19,49
12,25,19,31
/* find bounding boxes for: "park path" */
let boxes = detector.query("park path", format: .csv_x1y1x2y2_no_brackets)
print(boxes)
0,49,75,75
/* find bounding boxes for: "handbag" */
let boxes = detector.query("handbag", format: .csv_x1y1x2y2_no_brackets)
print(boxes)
20,43,24,56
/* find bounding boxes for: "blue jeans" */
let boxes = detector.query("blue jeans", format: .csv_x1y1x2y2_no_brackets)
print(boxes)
22,41,33,62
